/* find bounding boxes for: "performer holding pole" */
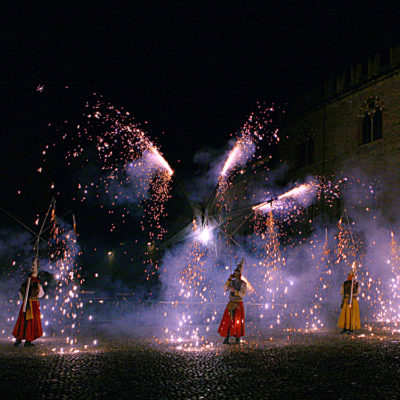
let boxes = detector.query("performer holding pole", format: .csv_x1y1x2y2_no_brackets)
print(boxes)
218,258,247,344
12,198,53,347
12,257,44,346
337,263,361,334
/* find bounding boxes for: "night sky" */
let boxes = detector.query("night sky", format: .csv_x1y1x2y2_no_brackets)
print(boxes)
1,2,399,282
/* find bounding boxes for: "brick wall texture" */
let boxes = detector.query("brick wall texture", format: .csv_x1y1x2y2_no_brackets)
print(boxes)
280,69,400,221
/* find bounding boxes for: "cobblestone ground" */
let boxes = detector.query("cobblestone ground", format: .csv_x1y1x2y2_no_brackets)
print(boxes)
1,331,400,399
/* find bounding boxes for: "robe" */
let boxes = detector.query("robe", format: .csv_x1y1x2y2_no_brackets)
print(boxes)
218,277,247,338
337,280,361,331
12,276,44,342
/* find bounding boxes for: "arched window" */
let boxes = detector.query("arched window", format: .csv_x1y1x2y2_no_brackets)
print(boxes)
373,109,382,140
360,97,383,145
362,113,371,144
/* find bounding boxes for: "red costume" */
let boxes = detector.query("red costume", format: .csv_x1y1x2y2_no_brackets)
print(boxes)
12,260,44,345
218,300,246,338
218,259,247,343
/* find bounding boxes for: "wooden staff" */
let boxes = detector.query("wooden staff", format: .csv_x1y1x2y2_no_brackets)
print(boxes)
344,209,358,308
22,276,31,313
25,197,55,313
34,196,55,257
0,207,47,246
349,262,358,308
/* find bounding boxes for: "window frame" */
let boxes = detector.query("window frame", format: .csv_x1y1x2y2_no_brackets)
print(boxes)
359,97,384,145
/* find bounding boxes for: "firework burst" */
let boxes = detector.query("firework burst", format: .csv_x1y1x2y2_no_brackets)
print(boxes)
41,95,174,279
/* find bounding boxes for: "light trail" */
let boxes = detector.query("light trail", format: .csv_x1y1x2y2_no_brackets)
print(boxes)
279,182,315,200
148,145,174,176
219,104,280,179
220,143,242,177
253,182,318,213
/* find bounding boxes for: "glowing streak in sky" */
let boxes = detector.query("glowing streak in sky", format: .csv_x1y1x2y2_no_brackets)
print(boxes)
241,275,255,294
149,145,174,176
220,143,241,177
279,183,315,200
253,182,318,212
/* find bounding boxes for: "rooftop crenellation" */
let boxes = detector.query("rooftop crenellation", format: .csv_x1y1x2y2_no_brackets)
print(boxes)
290,45,400,116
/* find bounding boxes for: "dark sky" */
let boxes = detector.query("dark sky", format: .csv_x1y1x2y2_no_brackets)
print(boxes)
1,2,399,276
2,2,399,166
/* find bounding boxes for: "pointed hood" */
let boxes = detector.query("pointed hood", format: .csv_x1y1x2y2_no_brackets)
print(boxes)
234,258,244,275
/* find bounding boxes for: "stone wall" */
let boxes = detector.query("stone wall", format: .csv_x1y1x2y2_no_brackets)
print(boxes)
280,66,400,222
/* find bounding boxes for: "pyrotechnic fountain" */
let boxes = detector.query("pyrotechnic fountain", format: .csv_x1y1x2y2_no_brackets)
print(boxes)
42,95,174,281
386,230,400,330
305,228,332,331
253,211,287,328
8,93,400,352
373,229,400,331
41,214,86,352
253,181,320,214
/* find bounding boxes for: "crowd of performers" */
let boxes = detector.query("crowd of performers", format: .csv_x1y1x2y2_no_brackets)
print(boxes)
11,256,361,347
218,259,361,344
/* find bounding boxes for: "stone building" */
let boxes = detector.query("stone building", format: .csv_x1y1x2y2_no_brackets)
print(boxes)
279,46,400,222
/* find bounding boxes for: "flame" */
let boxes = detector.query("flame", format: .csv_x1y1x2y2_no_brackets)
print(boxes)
278,183,314,200
197,226,212,244
221,143,241,177
254,182,317,212
149,145,174,176
241,275,255,294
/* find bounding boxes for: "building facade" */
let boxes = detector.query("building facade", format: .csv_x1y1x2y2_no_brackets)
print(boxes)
280,46,400,222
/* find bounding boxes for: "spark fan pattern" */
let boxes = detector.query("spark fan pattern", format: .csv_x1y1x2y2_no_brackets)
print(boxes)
42,95,173,278
219,103,279,180
216,103,280,215
377,230,400,330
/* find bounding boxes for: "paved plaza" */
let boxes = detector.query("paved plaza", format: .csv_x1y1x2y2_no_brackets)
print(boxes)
1,330,400,399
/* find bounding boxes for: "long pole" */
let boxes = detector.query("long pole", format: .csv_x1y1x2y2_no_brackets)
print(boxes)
344,209,356,247
340,210,359,332
30,209,73,241
343,209,357,307
0,207,47,246
34,197,55,257
22,277,31,313
348,262,358,333
349,274,355,306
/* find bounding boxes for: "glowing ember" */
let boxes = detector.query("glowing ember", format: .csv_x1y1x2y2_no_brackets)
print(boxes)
149,145,174,176
41,94,173,279
253,181,318,213
197,226,212,244
220,143,242,177
219,103,280,179
279,182,316,200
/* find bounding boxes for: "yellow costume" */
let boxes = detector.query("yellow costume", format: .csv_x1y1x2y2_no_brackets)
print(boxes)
337,274,361,331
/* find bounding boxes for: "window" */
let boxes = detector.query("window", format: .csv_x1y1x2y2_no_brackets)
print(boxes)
373,109,382,140
360,98,383,144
